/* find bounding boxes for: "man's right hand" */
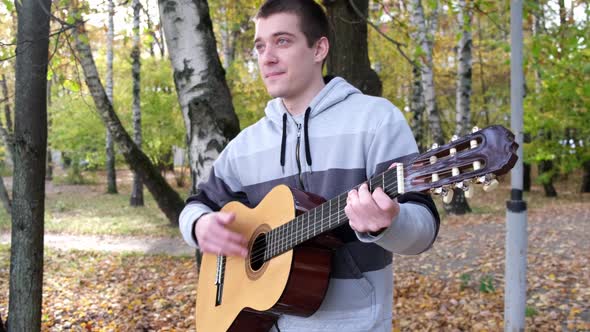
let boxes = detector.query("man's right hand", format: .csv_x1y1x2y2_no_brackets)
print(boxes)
194,212,248,258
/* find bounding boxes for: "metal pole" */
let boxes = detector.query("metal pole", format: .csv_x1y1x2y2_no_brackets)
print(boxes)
505,0,528,331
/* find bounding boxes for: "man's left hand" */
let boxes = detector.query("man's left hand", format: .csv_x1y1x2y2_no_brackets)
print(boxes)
345,182,400,234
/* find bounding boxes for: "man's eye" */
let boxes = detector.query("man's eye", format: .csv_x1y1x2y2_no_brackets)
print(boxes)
277,38,289,45
254,44,264,52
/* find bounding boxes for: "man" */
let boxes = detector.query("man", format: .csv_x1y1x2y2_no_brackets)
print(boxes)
179,0,440,331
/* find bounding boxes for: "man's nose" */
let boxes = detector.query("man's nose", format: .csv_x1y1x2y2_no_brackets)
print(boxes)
261,46,278,64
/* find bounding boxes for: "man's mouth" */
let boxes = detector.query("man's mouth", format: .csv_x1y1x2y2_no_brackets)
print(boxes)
265,72,285,78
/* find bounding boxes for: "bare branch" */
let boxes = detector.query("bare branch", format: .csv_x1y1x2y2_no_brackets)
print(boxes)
346,0,418,68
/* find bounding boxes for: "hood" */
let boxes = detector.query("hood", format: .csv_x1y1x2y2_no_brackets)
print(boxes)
264,76,361,126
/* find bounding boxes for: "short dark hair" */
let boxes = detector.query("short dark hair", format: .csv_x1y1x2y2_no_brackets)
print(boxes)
255,0,330,48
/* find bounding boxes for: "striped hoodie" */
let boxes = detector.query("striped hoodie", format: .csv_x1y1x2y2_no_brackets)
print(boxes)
179,76,440,332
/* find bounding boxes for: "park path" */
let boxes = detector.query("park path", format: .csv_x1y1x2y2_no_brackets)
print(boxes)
0,232,194,256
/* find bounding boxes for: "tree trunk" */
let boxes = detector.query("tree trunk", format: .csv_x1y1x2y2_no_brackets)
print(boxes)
323,0,382,96
538,160,557,197
8,0,50,330
410,0,444,145
444,0,472,215
409,65,426,151
72,18,184,225
581,160,590,193
0,175,11,215
46,76,53,181
106,0,118,194
0,76,15,160
159,0,240,195
130,0,144,206
1,75,13,133
523,162,531,192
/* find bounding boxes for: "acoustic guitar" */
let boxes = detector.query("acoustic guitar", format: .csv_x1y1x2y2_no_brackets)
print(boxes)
195,125,519,332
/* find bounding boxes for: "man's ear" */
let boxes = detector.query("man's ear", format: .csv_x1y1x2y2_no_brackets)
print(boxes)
314,36,329,64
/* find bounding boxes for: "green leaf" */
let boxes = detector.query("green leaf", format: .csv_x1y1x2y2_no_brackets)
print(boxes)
1,0,14,12
63,79,80,92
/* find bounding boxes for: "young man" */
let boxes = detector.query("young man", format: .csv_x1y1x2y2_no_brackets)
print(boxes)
179,0,440,331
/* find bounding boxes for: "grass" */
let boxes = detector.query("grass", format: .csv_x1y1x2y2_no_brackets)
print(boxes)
0,169,188,237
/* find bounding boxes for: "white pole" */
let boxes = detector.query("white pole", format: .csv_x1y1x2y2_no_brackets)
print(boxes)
505,0,528,331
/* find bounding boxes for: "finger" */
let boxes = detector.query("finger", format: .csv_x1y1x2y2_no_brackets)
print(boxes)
357,183,379,212
210,222,247,245
218,240,248,257
208,231,248,257
216,212,236,225
372,188,398,212
347,189,363,215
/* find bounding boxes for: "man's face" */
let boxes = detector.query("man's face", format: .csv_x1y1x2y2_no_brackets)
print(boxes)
254,13,323,100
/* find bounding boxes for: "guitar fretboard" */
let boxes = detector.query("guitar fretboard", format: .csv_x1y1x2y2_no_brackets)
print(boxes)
262,166,402,261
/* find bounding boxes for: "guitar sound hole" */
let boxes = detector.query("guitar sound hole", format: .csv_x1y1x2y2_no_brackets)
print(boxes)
250,233,267,271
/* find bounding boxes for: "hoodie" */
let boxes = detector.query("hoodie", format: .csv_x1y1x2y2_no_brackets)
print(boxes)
179,77,440,332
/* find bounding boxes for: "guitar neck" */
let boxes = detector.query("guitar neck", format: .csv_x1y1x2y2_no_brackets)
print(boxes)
263,166,402,261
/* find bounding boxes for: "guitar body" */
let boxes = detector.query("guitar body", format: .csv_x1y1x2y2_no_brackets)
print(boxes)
196,185,341,332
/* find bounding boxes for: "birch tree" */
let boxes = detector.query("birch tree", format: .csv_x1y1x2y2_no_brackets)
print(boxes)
106,0,118,194
444,0,472,215
130,0,144,206
72,16,184,225
8,0,51,329
410,0,444,145
159,0,240,194
0,76,12,215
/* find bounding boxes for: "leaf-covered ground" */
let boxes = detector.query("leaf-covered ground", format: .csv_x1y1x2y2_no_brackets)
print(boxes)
0,183,588,331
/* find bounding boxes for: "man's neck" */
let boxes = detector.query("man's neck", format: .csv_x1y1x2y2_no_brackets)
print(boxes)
282,76,326,116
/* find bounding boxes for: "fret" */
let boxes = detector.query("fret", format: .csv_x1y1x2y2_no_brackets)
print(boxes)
266,230,270,260
336,197,340,229
279,224,283,254
289,221,293,248
313,208,317,240
320,205,330,239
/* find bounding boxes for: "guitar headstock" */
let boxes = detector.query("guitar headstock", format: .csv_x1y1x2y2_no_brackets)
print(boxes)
404,125,518,202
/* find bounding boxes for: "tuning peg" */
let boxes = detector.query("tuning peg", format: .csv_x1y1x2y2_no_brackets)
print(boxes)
429,143,439,151
442,187,454,204
451,134,459,142
472,126,480,133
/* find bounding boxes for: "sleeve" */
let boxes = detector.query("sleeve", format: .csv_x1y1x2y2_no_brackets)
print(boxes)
179,143,249,248
353,100,441,255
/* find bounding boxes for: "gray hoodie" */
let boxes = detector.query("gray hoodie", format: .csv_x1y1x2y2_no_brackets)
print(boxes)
180,77,439,331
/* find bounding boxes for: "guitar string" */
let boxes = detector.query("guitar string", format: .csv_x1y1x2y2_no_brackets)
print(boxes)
222,171,402,265
221,171,402,265
219,147,482,270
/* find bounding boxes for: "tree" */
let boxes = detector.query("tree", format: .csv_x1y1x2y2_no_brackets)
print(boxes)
106,0,118,194
159,0,240,194
72,13,184,225
0,75,13,215
409,0,444,145
444,0,472,215
7,0,51,329
130,0,144,206
323,0,382,96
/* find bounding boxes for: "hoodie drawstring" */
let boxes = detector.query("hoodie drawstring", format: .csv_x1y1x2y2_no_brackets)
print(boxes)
279,108,313,169
280,113,287,168
303,107,312,167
